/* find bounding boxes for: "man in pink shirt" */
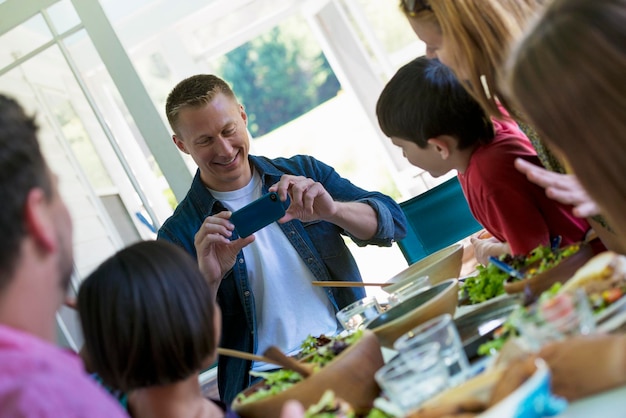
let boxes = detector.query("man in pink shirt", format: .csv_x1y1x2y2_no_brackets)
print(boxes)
0,95,127,417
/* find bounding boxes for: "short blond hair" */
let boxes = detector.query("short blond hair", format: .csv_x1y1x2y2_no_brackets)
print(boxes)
165,74,237,135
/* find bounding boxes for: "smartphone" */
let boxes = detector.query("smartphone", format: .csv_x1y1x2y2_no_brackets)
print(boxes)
230,192,286,238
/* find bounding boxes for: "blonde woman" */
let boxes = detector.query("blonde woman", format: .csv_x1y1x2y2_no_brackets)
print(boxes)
505,0,626,250
504,0,626,401
397,0,622,252
401,1,550,161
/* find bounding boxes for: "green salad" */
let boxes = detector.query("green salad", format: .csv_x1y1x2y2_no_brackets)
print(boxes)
461,262,508,305
512,244,580,279
461,243,580,305
476,283,563,356
236,331,364,405
304,390,396,418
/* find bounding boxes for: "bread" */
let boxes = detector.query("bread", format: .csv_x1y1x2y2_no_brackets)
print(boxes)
488,357,537,406
405,399,485,418
560,251,626,294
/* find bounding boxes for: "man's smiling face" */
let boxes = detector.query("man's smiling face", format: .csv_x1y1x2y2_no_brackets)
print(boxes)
173,93,252,191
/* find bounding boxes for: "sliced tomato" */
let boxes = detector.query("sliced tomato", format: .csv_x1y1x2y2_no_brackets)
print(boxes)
602,288,623,304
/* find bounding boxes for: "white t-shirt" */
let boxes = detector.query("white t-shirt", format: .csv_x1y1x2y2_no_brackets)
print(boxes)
209,171,338,371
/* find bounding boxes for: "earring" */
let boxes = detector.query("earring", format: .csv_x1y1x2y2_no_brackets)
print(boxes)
480,75,491,99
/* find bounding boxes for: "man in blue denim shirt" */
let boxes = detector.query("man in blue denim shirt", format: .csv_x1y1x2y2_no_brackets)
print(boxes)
157,74,407,404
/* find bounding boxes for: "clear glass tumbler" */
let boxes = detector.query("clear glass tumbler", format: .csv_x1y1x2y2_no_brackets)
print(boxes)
336,296,383,331
394,313,470,387
375,341,449,414
387,275,431,307
511,288,596,352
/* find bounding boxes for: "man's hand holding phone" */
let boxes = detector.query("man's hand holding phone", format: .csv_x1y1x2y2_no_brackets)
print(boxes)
229,192,286,238
269,174,378,241
194,211,254,298
269,175,337,223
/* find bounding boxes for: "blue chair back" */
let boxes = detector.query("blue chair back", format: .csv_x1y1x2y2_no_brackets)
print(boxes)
397,177,482,265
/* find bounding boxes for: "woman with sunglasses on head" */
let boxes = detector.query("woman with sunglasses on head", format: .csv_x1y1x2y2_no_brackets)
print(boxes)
396,0,622,254
503,0,626,402
395,0,604,263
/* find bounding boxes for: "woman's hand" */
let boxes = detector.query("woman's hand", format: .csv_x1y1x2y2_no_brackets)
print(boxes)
539,334,626,401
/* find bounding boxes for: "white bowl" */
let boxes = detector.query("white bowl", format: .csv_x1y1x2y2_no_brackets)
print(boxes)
384,244,463,294
367,279,458,348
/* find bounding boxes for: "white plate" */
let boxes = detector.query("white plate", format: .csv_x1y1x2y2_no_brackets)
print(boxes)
594,294,626,323
455,293,519,319
597,309,626,334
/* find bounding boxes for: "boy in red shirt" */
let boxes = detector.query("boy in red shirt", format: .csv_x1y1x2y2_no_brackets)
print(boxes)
376,57,592,263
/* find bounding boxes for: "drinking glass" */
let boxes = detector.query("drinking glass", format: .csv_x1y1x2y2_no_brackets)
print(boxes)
511,289,596,352
387,275,431,307
336,296,382,331
394,313,470,387
375,342,449,414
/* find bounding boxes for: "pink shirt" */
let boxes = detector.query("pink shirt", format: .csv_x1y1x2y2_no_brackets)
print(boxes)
0,324,128,417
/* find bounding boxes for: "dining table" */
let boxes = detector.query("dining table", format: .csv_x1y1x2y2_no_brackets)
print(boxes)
405,276,626,417
553,309,626,414
556,385,626,417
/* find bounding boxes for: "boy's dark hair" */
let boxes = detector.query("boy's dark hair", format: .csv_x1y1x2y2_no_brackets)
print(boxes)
0,95,52,291
376,57,494,149
78,240,218,392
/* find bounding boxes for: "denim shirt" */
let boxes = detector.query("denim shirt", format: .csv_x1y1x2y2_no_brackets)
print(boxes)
157,154,407,404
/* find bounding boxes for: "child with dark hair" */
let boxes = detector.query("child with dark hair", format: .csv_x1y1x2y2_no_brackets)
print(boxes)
376,56,593,263
78,240,235,418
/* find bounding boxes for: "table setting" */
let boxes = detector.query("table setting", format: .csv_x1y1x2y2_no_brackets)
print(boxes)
224,242,626,417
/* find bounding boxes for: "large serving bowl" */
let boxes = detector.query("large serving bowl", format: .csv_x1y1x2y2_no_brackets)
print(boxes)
503,243,594,298
367,279,458,348
231,330,383,418
384,244,463,294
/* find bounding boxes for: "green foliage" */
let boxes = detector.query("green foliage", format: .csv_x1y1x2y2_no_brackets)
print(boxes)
162,187,177,210
216,18,341,137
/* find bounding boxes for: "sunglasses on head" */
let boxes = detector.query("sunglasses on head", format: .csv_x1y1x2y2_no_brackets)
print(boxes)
401,0,431,16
